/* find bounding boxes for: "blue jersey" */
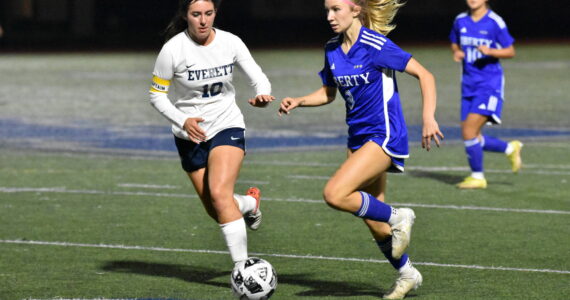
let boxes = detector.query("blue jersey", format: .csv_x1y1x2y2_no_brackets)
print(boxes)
319,26,412,158
449,10,514,98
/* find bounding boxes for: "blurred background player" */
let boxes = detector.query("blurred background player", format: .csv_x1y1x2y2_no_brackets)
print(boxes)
450,0,522,189
278,0,444,298
149,0,274,265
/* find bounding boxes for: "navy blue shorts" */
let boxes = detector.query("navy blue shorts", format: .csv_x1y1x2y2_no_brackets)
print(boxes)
174,127,246,172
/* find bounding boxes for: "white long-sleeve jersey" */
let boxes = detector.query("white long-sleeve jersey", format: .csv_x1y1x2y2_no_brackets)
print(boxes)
149,29,271,141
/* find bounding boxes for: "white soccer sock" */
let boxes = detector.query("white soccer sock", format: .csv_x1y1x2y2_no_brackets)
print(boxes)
505,143,514,155
398,257,415,276
234,194,257,214
219,218,248,263
388,207,400,225
471,172,485,180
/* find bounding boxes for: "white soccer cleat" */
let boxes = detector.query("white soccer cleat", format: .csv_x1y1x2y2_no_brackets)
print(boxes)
390,208,415,259
244,187,262,230
383,267,423,299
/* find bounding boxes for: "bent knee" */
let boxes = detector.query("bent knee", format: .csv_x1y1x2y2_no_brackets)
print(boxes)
323,185,346,209
208,186,232,203
462,120,484,140
207,189,236,216
462,128,479,140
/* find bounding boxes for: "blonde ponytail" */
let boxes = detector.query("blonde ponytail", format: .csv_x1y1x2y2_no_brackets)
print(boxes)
353,0,404,36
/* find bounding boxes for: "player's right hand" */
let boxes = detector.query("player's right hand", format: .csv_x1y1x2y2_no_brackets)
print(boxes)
183,117,206,143
421,118,444,151
453,50,465,62
278,97,301,116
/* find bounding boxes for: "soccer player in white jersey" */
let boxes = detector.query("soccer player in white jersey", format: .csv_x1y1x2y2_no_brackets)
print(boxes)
279,0,444,298
450,0,522,189
149,0,274,266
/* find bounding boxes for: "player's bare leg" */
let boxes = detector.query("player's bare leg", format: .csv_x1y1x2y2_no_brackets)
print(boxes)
323,142,415,259
189,148,257,225
360,173,422,299
323,142,393,212
188,168,217,220
190,145,247,263
206,145,244,223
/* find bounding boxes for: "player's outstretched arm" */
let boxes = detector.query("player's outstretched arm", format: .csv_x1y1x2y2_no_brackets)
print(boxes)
278,86,336,116
404,58,444,151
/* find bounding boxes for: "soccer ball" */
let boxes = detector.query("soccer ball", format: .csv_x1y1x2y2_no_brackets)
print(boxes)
230,257,277,300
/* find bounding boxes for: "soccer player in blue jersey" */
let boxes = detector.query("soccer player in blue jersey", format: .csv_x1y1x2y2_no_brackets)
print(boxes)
450,0,522,189
279,0,444,298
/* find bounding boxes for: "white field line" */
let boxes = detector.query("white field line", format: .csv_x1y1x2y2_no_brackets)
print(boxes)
1,186,569,215
249,161,570,175
283,166,570,178
116,179,268,190
536,143,570,148
288,175,330,180
522,164,570,169
117,183,178,189
1,239,568,275
390,203,570,215
246,161,338,167
236,179,270,185
286,167,570,176
407,166,570,176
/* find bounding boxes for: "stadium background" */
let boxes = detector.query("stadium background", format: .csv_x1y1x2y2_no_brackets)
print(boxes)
0,0,568,49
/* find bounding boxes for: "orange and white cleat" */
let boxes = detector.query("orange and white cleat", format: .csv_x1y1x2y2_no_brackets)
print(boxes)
244,187,262,230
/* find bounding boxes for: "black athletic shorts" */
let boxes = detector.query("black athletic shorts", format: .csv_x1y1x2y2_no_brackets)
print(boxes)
174,127,245,172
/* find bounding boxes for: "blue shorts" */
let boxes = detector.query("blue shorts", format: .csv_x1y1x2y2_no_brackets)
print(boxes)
174,127,245,172
461,92,504,124
348,134,405,173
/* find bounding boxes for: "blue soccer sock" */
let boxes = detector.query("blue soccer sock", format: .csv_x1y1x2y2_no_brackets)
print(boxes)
465,137,484,177
354,192,393,223
377,236,409,270
481,135,508,153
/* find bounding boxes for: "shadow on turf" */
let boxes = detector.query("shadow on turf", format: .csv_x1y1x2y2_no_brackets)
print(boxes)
278,273,389,298
409,170,514,187
101,260,396,298
101,261,228,289
408,170,465,185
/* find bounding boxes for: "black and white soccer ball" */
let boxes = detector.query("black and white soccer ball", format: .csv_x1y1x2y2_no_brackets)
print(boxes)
230,257,277,300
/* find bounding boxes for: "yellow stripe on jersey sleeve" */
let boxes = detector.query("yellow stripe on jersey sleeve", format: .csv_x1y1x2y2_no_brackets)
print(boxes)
150,76,171,93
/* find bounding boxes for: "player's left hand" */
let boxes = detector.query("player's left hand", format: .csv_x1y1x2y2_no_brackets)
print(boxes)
248,94,275,107
422,118,444,151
